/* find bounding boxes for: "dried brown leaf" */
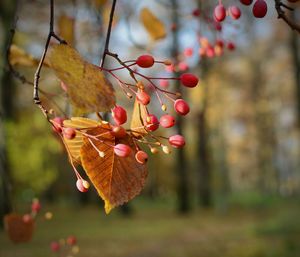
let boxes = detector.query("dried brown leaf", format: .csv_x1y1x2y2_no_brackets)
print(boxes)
80,128,148,214
130,99,148,138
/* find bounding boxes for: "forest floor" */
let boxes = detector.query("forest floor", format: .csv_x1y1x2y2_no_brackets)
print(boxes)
1,197,300,257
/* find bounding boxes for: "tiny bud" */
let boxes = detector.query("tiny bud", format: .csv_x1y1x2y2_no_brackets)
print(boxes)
161,104,167,111
164,60,172,66
150,147,159,154
45,212,53,220
136,81,145,90
99,151,105,158
162,145,171,154
126,92,133,98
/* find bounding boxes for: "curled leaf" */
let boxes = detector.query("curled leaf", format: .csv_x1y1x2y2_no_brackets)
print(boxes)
140,8,166,41
80,128,148,213
130,99,148,138
49,44,115,114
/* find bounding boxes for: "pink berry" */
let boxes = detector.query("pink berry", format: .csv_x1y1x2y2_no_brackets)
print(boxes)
114,144,131,157
136,90,151,105
174,99,190,116
76,179,89,193
67,236,77,246
31,199,41,213
227,42,236,51
192,8,201,17
199,48,206,57
135,150,148,164
169,135,186,148
159,79,169,88
22,214,32,223
240,0,253,5
178,62,189,71
112,105,127,125
136,55,155,68
183,47,193,57
111,126,127,138
63,127,76,140
229,6,241,20
180,73,199,88
51,117,64,133
214,4,226,22
214,21,222,31
206,46,215,58
144,114,159,131
165,63,175,73
160,115,175,128
50,241,60,252
252,0,267,18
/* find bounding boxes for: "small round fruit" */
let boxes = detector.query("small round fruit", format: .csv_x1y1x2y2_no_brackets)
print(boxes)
76,179,89,193
174,99,190,116
183,47,193,57
229,6,241,20
136,55,155,68
111,126,127,138
112,105,127,125
114,144,131,157
135,150,148,164
214,4,226,22
240,0,253,5
159,79,169,88
67,236,77,246
227,42,236,51
178,62,189,71
160,115,175,128
169,135,186,148
31,199,41,213
22,214,32,223
144,114,159,131
50,241,60,252
51,117,64,133
136,90,151,105
252,0,267,18
63,127,76,140
180,73,199,88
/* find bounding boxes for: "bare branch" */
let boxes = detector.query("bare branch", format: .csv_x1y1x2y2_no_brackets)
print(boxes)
274,0,300,33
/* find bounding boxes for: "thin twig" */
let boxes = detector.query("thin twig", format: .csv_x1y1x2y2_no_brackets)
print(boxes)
100,0,117,68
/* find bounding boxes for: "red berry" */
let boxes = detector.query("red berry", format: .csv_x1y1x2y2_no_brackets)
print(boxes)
22,214,32,223
63,127,76,140
180,73,199,88
31,199,41,213
135,150,148,164
50,241,60,252
67,236,77,246
174,99,190,116
112,105,127,125
216,39,224,48
169,135,186,148
229,6,241,20
183,47,193,57
178,62,189,71
76,179,89,193
252,0,267,18
227,42,236,51
192,8,201,17
159,79,169,88
114,144,131,157
111,126,127,138
160,115,175,128
206,46,215,58
240,0,253,5
214,21,222,31
136,55,155,68
214,4,226,22
51,117,64,133
144,114,159,131
136,90,151,105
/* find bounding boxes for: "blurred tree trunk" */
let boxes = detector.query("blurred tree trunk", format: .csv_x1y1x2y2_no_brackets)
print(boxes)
0,0,17,227
290,12,300,126
171,0,190,213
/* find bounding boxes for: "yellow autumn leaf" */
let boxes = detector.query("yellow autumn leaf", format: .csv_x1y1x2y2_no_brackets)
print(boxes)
49,44,116,114
58,15,75,45
140,8,166,41
80,128,148,214
130,99,148,138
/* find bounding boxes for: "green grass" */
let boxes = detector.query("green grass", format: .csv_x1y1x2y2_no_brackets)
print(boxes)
1,198,300,257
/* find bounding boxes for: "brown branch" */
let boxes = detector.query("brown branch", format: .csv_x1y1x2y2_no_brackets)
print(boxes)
274,0,300,33
100,0,117,68
33,0,65,118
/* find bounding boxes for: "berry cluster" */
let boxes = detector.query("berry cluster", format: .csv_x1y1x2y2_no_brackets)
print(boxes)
50,235,79,256
22,198,41,224
51,54,199,193
240,0,268,18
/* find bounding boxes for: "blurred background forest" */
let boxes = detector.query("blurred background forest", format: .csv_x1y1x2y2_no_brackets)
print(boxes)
1,0,300,257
